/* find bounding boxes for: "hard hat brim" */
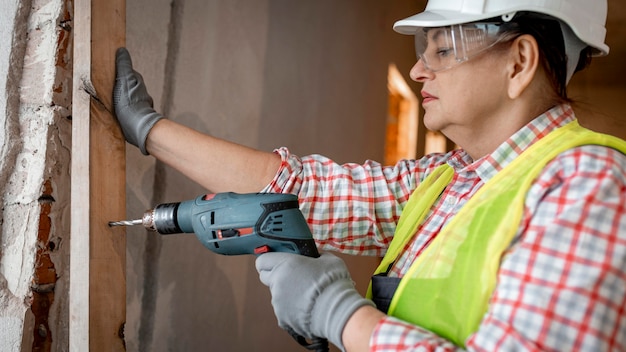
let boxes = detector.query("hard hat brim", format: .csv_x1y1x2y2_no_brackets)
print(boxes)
393,10,498,34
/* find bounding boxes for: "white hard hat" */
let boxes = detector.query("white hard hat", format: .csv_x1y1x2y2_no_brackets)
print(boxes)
394,0,609,55
394,0,609,82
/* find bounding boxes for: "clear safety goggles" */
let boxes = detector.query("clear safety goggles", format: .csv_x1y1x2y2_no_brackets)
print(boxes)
415,22,514,73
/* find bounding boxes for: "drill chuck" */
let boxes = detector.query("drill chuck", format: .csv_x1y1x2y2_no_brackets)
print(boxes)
142,202,183,234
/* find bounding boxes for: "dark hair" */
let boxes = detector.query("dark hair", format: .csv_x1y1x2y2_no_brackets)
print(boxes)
497,12,593,102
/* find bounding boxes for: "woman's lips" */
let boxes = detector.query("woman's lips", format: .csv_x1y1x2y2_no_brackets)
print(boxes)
421,91,437,104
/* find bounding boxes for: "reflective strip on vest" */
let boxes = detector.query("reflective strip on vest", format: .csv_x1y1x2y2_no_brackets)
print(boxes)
368,121,626,346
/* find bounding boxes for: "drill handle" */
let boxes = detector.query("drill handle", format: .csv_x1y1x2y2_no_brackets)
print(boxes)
290,238,319,258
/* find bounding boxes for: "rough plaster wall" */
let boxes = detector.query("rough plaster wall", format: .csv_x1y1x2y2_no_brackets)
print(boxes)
0,2,28,348
0,0,72,351
125,1,419,351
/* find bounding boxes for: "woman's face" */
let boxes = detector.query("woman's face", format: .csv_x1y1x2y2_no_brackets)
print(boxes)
410,40,511,139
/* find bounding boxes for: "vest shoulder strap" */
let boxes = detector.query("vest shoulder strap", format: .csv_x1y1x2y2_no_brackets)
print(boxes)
366,163,453,297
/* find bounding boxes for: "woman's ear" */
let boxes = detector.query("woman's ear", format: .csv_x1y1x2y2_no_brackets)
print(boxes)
506,34,540,99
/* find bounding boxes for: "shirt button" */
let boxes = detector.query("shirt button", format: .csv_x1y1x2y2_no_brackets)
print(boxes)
445,196,457,206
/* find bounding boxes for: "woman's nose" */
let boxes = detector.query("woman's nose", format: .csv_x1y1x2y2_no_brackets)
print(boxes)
410,59,434,83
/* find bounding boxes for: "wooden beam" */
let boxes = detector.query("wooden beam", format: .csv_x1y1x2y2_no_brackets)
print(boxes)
69,0,91,348
70,0,126,350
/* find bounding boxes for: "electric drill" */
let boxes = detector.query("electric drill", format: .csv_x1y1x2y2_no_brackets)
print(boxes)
109,192,320,258
110,192,328,351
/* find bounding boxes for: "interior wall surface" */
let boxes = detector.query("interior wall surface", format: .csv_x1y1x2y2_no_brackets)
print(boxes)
125,1,420,351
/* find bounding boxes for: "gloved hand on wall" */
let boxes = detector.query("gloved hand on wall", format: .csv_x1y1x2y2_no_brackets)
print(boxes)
112,47,163,155
255,252,375,351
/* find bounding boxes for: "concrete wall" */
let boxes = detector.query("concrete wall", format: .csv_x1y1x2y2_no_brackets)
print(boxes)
124,1,420,351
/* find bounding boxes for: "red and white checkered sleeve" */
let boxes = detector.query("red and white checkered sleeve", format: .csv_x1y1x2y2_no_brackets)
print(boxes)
263,147,443,255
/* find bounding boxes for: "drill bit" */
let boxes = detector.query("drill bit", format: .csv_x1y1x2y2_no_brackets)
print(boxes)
108,219,143,227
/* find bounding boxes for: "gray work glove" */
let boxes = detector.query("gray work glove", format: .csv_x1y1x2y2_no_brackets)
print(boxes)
255,252,375,351
113,47,163,155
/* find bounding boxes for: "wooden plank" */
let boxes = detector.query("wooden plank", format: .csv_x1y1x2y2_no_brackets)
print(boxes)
89,0,127,349
69,0,92,349
70,0,126,350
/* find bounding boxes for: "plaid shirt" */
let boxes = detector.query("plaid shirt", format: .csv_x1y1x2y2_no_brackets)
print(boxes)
263,104,626,351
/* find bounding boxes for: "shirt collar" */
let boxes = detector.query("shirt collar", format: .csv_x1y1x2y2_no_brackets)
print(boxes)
451,104,577,181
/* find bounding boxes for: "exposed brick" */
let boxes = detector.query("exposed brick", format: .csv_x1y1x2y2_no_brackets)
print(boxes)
31,180,57,351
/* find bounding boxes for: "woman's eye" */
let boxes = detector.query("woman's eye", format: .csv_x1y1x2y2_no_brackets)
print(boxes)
437,48,452,57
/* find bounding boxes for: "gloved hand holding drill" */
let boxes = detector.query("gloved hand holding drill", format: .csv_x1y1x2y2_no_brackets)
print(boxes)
113,47,163,155
256,252,375,351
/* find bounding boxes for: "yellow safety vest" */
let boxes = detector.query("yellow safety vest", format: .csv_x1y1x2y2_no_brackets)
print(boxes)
367,121,626,346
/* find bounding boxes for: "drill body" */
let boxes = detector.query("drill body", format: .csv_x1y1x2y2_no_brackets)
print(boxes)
141,192,319,257
112,192,327,350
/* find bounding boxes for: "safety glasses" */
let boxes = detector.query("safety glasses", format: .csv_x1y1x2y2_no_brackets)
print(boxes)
415,22,515,73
